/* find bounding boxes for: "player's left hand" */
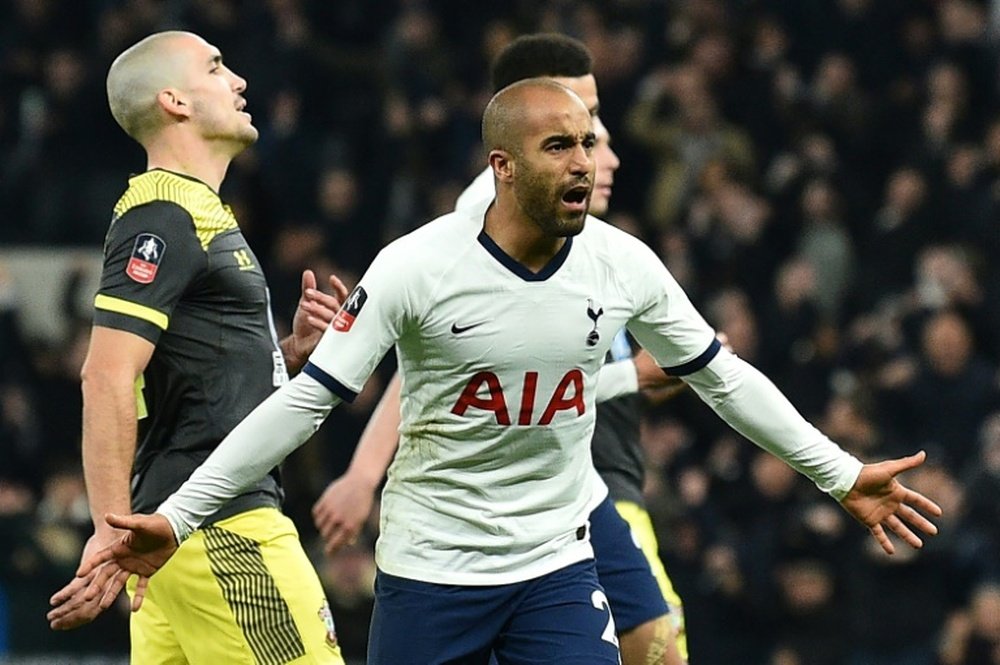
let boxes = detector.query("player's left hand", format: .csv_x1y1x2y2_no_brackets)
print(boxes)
287,270,349,368
47,534,149,630
839,450,943,555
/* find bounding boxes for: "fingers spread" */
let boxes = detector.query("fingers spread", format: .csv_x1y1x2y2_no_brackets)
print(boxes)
907,490,943,518
328,274,349,303
885,513,924,549
301,269,317,292
50,574,89,605
132,576,150,612
83,563,119,602
869,523,895,556
99,568,131,610
899,501,938,535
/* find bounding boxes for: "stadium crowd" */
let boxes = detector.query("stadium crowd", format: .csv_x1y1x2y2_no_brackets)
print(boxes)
1,0,999,663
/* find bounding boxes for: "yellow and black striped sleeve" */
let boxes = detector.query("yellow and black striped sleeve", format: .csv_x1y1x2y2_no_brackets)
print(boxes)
93,201,205,344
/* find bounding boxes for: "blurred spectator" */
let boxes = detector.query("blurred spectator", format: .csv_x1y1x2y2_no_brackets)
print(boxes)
793,177,855,321
884,309,999,470
626,64,755,229
768,558,849,665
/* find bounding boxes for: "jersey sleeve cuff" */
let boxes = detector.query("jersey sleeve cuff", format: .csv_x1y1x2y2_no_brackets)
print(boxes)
302,362,358,403
825,456,864,502
156,500,194,544
663,337,721,376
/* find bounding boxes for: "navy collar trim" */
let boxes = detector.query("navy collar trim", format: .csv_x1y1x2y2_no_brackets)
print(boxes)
477,230,573,282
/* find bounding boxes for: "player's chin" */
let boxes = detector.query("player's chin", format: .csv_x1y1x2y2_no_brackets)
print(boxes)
236,124,260,146
555,212,587,237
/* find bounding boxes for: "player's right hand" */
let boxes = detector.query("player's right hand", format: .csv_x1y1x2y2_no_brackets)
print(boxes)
76,512,179,579
312,474,376,555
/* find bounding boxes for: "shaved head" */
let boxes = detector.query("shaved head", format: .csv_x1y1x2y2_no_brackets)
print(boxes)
482,78,595,239
482,78,587,156
106,31,203,142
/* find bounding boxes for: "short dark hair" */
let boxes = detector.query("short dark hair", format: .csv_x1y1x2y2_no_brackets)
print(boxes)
491,34,593,92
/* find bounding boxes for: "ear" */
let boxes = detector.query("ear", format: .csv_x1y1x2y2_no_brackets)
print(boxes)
488,149,514,184
156,89,191,120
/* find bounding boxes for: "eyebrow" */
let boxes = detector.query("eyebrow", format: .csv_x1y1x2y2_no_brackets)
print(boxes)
541,131,597,145
209,54,223,67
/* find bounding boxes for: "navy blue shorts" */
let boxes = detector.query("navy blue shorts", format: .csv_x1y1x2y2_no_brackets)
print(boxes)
588,495,670,632
368,559,621,665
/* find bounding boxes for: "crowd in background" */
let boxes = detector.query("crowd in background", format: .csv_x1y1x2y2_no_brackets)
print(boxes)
2,0,1000,663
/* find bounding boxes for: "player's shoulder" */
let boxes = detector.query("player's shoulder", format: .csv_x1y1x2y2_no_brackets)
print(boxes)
579,214,649,253
386,211,482,253
378,208,481,266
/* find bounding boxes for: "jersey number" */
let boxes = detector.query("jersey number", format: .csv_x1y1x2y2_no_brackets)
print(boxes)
591,589,620,652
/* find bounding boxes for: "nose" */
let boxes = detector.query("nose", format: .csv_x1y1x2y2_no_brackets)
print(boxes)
231,71,247,94
598,142,620,173
569,143,593,175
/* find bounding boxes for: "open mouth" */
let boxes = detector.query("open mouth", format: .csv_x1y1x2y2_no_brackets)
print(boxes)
561,185,590,210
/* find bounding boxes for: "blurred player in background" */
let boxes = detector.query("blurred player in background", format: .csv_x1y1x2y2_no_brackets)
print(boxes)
46,31,347,664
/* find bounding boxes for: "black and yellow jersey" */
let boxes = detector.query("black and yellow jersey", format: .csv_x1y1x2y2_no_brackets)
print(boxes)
93,169,286,521
592,331,645,506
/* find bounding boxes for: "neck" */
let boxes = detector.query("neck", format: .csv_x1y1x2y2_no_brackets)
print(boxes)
144,130,234,192
483,195,565,273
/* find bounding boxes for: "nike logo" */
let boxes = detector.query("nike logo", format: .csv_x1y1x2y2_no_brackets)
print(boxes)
451,321,486,334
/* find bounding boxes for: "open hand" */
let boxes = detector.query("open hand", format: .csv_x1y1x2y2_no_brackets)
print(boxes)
286,270,349,369
76,513,179,579
840,450,943,555
48,534,149,630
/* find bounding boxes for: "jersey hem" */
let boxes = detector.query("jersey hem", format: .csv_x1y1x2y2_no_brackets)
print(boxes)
374,543,594,586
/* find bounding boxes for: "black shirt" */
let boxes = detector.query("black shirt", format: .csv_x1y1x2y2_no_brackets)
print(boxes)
591,330,645,506
93,169,284,522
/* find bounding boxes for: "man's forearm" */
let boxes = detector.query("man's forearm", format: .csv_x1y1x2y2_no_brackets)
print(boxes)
80,372,138,535
684,350,863,499
159,371,340,542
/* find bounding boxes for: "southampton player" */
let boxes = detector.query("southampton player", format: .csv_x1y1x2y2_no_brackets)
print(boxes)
78,80,941,665
312,33,689,665
45,31,347,665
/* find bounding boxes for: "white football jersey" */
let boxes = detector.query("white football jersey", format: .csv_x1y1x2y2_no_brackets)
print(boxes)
455,168,613,512
305,205,718,585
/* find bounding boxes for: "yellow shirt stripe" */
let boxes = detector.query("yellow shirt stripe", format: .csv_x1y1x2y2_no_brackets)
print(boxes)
94,294,169,330
113,170,238,250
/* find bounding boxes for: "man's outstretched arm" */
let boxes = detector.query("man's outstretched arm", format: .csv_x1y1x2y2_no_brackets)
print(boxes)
680,348,941,553
76,367,346,582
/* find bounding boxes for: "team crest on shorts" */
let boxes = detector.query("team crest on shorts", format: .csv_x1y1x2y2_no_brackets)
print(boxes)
125,233,165,284
318,599,338,648
332,286,367,332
